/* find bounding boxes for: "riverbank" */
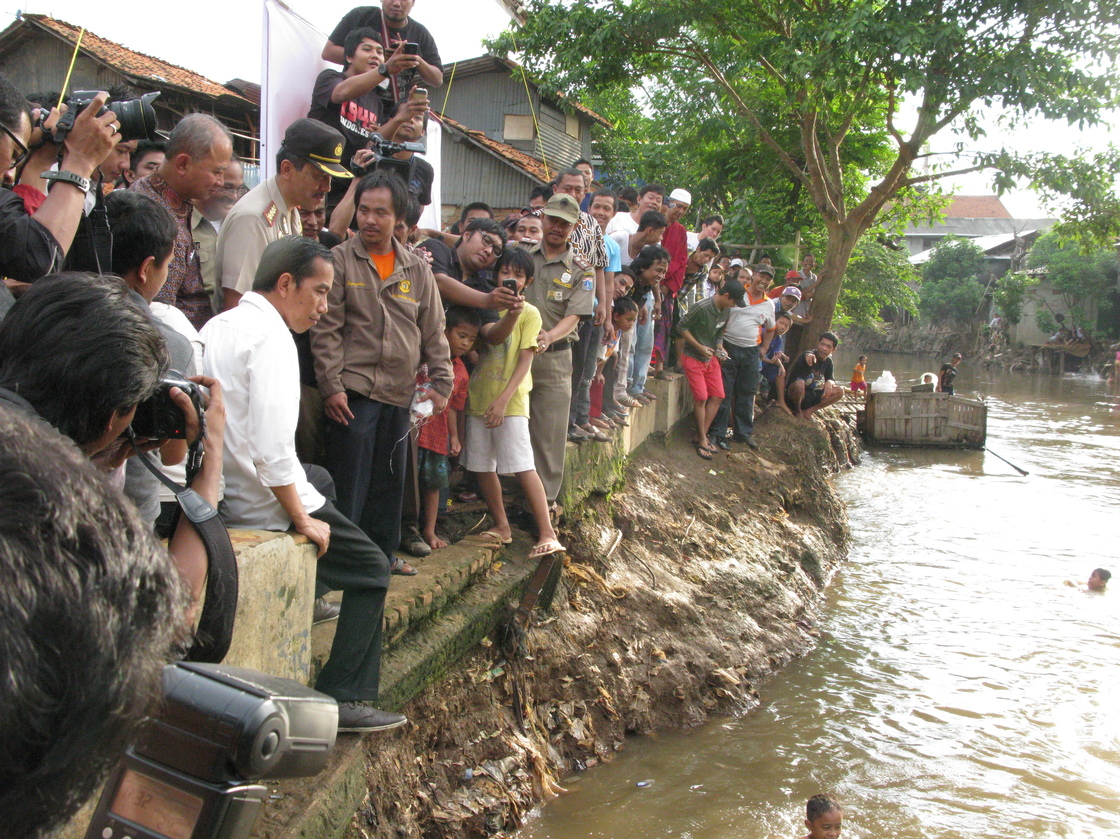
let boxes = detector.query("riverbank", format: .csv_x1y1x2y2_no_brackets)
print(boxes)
840,322,1118,378
259,407,859,839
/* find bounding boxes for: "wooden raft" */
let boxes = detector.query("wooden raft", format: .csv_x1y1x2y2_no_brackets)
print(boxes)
864,391,986,449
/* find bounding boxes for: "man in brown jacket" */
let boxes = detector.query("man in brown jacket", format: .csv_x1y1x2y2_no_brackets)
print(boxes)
311,170,451,573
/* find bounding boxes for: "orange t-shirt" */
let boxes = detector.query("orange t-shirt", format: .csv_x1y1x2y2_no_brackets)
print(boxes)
370,249,396,281
851,362,866,384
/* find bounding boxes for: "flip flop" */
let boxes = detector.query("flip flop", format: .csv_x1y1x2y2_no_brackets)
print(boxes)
529,539,566,559
695,443,713,460
465,529,512,545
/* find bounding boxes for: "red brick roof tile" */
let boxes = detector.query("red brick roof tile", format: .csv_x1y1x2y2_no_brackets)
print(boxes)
945,195,1011,219
19,14,251,104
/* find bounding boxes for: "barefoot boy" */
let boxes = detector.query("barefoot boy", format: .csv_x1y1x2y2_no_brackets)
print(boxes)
803,794,843,839
785,332,843,419
462,248,564,558
417,306,479,549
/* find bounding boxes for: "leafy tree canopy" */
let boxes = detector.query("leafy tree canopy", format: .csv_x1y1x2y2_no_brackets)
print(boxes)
918,236,987,323
1025,230,1119,330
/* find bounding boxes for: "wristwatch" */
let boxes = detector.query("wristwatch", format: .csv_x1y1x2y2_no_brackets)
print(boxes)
377,63,390,77
41,169,91,194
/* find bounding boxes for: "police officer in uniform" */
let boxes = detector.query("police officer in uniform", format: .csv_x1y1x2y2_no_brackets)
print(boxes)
523,193,596,508
217,119,353,311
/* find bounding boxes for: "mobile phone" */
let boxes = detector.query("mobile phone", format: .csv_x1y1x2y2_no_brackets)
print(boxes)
410,86,428,102
502,278,519,294
403,42,420,55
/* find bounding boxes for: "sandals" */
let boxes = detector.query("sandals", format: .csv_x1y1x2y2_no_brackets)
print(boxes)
529,539,566,558
390,557,418,575
618,395,642,408
695,443,713,460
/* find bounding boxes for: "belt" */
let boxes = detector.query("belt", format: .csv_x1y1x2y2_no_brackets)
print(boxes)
544,341,573,353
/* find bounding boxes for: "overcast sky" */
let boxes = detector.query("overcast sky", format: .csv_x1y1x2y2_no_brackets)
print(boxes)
2,0,1114,219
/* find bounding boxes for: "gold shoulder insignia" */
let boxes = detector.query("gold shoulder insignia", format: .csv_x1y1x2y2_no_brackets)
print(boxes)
263,202,278,227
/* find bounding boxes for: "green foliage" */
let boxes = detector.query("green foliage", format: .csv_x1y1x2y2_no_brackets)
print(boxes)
992,273,1039,325
834,237,919,327
918,237,987,324
491,0,1120,339
1025,230,1119,332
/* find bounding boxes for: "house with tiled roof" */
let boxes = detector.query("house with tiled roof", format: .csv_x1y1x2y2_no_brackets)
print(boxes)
428,54,610,221
0,14,260,161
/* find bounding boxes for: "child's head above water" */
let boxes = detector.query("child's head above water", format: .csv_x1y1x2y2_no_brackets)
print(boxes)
495,247,535,291
805,794,842,839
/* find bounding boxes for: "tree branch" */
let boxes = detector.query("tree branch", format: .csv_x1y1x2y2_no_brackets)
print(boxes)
901,163,989,187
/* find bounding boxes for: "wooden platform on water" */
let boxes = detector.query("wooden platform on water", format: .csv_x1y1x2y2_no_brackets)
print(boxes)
863,391,986,449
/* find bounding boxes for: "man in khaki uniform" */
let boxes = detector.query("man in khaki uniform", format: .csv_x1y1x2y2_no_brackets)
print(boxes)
217,119,352,311
524,193,596,507
193,156,245,311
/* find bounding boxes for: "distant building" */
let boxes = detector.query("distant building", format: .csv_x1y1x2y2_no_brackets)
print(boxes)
429,54,609,224
0,14,260,163
903,196,1056,271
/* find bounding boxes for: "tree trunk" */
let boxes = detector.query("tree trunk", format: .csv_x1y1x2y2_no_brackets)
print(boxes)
796,220,862,354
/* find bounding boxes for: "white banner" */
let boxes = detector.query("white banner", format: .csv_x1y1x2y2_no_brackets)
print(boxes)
260,0,442,228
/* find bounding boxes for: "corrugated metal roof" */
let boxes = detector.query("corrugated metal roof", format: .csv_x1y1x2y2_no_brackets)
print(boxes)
434,112,551,184
905,217,1057,237
909,229,1046,265
5,14,253,104
442,54,611,127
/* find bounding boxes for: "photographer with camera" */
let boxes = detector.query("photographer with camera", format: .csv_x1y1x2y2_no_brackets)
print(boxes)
217,118,353,311
0,408,187,839
0,272,225,605
322,1,443,102
0,74,119,316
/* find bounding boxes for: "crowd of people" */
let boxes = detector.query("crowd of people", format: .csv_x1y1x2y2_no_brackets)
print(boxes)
0,0,851,777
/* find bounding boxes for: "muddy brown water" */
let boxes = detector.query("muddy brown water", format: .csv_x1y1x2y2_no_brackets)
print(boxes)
517,351,1120,839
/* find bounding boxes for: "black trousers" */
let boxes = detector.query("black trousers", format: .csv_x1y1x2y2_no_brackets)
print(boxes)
305,464,391,703
324,393,411,562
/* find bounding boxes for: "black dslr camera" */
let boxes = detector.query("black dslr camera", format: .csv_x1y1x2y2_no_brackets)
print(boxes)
52,90,161,143
352,134,426,181
86,663,338,839
131,373,206,440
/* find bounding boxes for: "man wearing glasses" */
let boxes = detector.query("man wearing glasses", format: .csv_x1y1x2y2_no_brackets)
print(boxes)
0,74,117,318
193,154,246,311
217,119,352,312
423,217,518,327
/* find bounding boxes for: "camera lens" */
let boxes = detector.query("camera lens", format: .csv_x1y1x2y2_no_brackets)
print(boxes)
107,91,161,142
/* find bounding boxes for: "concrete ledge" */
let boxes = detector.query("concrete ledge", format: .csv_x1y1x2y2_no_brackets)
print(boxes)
223,530,318,682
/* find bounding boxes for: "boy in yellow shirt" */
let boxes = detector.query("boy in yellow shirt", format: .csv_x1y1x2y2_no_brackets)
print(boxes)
462,248,564,558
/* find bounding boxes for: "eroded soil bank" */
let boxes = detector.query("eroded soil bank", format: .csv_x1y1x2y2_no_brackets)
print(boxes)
344,412,858,839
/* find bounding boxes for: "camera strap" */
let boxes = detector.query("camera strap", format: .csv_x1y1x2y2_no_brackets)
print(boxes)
130,438,239,664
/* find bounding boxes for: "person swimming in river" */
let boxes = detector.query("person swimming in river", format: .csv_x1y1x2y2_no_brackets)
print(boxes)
802,794,843,839
1066,568,1110,592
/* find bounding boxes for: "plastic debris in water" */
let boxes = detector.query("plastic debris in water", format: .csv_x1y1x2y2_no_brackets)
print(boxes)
636,780,652,787
462,768,474,781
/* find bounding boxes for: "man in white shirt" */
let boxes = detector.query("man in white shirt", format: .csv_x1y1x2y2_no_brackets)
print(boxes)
710,265,776,451
201,235,405,734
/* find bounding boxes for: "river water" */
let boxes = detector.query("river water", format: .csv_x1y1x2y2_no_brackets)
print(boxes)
518,351,1120,839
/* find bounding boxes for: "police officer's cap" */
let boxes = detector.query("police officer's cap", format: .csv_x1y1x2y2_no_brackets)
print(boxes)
281,119,354,179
